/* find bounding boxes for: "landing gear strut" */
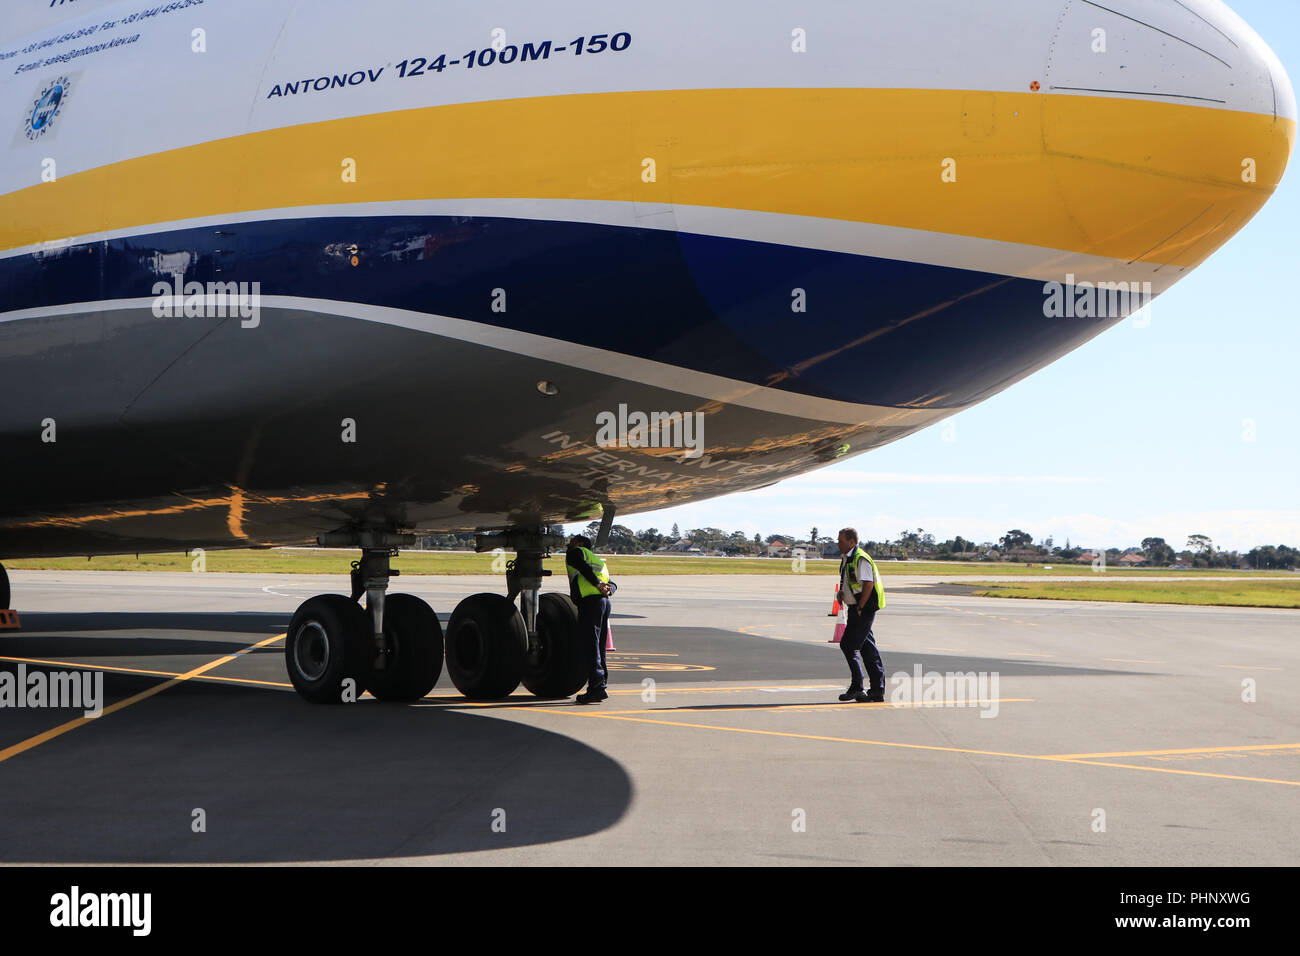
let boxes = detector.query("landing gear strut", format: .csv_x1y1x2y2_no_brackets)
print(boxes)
282,527,584,704
447,528,587,700
0,562,9,610
285,531,443,704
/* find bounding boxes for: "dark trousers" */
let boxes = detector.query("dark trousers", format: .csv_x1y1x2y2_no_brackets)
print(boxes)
578,594,611,690
840,604,884,692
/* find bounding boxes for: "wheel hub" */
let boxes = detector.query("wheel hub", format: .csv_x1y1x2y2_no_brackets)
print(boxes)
293,621,330,681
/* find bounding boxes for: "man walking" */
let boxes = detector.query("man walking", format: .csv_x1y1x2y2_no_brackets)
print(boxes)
836,527,886,703
566,534,613,704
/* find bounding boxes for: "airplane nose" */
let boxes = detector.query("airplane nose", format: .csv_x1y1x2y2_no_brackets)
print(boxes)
1039,0,1295,270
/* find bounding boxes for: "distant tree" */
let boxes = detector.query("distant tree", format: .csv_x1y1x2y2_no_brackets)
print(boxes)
688,528,724,552
1141,536,1174,564
637,527,664,551
896,529,921,552
1000,529,1033,551
809,526,819,547
606,524,638,553
1187,534,1213,555
671,522,680,539
1247,545,1299,570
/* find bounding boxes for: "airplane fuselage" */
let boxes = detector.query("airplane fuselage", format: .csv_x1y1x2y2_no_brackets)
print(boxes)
0,0,1293,557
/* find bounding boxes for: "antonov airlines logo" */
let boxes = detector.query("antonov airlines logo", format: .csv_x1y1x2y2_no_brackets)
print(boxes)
24,75,70,141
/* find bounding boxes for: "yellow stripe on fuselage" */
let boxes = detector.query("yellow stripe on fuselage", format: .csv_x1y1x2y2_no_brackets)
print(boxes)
3,88,1292,266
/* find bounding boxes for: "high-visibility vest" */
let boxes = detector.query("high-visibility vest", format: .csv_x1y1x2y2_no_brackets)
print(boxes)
843,545,886,609
567,546,610,598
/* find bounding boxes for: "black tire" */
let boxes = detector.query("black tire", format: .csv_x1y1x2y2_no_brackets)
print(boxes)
522,592,588,698
444,593,526,700
0,563,8,610
367,593,444,702
285,594,374,704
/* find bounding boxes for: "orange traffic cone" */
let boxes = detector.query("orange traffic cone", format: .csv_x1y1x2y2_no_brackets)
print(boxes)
827,586,841,617
604,622,616,651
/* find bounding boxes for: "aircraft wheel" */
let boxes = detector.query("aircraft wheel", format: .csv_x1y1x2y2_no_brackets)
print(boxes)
0,563,8,610
367,593,444,702
285,594,373,704
444,593,526,700
522,592,588,698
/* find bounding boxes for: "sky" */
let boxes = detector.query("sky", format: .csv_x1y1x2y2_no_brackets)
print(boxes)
570,0,1300,553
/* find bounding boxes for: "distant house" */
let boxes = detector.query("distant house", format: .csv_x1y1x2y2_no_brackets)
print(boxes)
1076,550,1099,563
764,539,789,557
1005,548,1042,563
1117,552,1147,567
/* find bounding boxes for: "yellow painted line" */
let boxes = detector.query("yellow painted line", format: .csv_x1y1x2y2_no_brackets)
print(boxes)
608,683,842,695
1046,742,1300,760
1103,658,1166,664
0,652,293,689
524,711,1300,788
196,674,291,689
1056,759,1300,788
1,654,183,679
1217,664,1282,671
415,684,850,706
523,708,1057,760
0,634,286,766
608,652,678,657
573,697,1033,716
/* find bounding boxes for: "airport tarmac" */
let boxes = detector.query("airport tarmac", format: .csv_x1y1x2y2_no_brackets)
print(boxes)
1,569,1298,866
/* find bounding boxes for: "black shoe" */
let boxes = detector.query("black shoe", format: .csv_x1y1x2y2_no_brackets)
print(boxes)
576,688,608,705
863,689,885,703
838,688,863,702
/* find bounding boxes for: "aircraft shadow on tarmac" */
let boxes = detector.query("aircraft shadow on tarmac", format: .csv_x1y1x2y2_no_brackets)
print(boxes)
1,613,292,660
13,611,291,635
0,615,1152,863
0,673,634,864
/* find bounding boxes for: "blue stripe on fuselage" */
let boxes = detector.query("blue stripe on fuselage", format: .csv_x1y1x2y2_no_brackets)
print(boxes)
0,215,1114,408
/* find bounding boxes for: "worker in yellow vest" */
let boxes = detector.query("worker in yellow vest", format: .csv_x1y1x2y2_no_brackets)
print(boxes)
836,527,886,703
566,534,614,704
